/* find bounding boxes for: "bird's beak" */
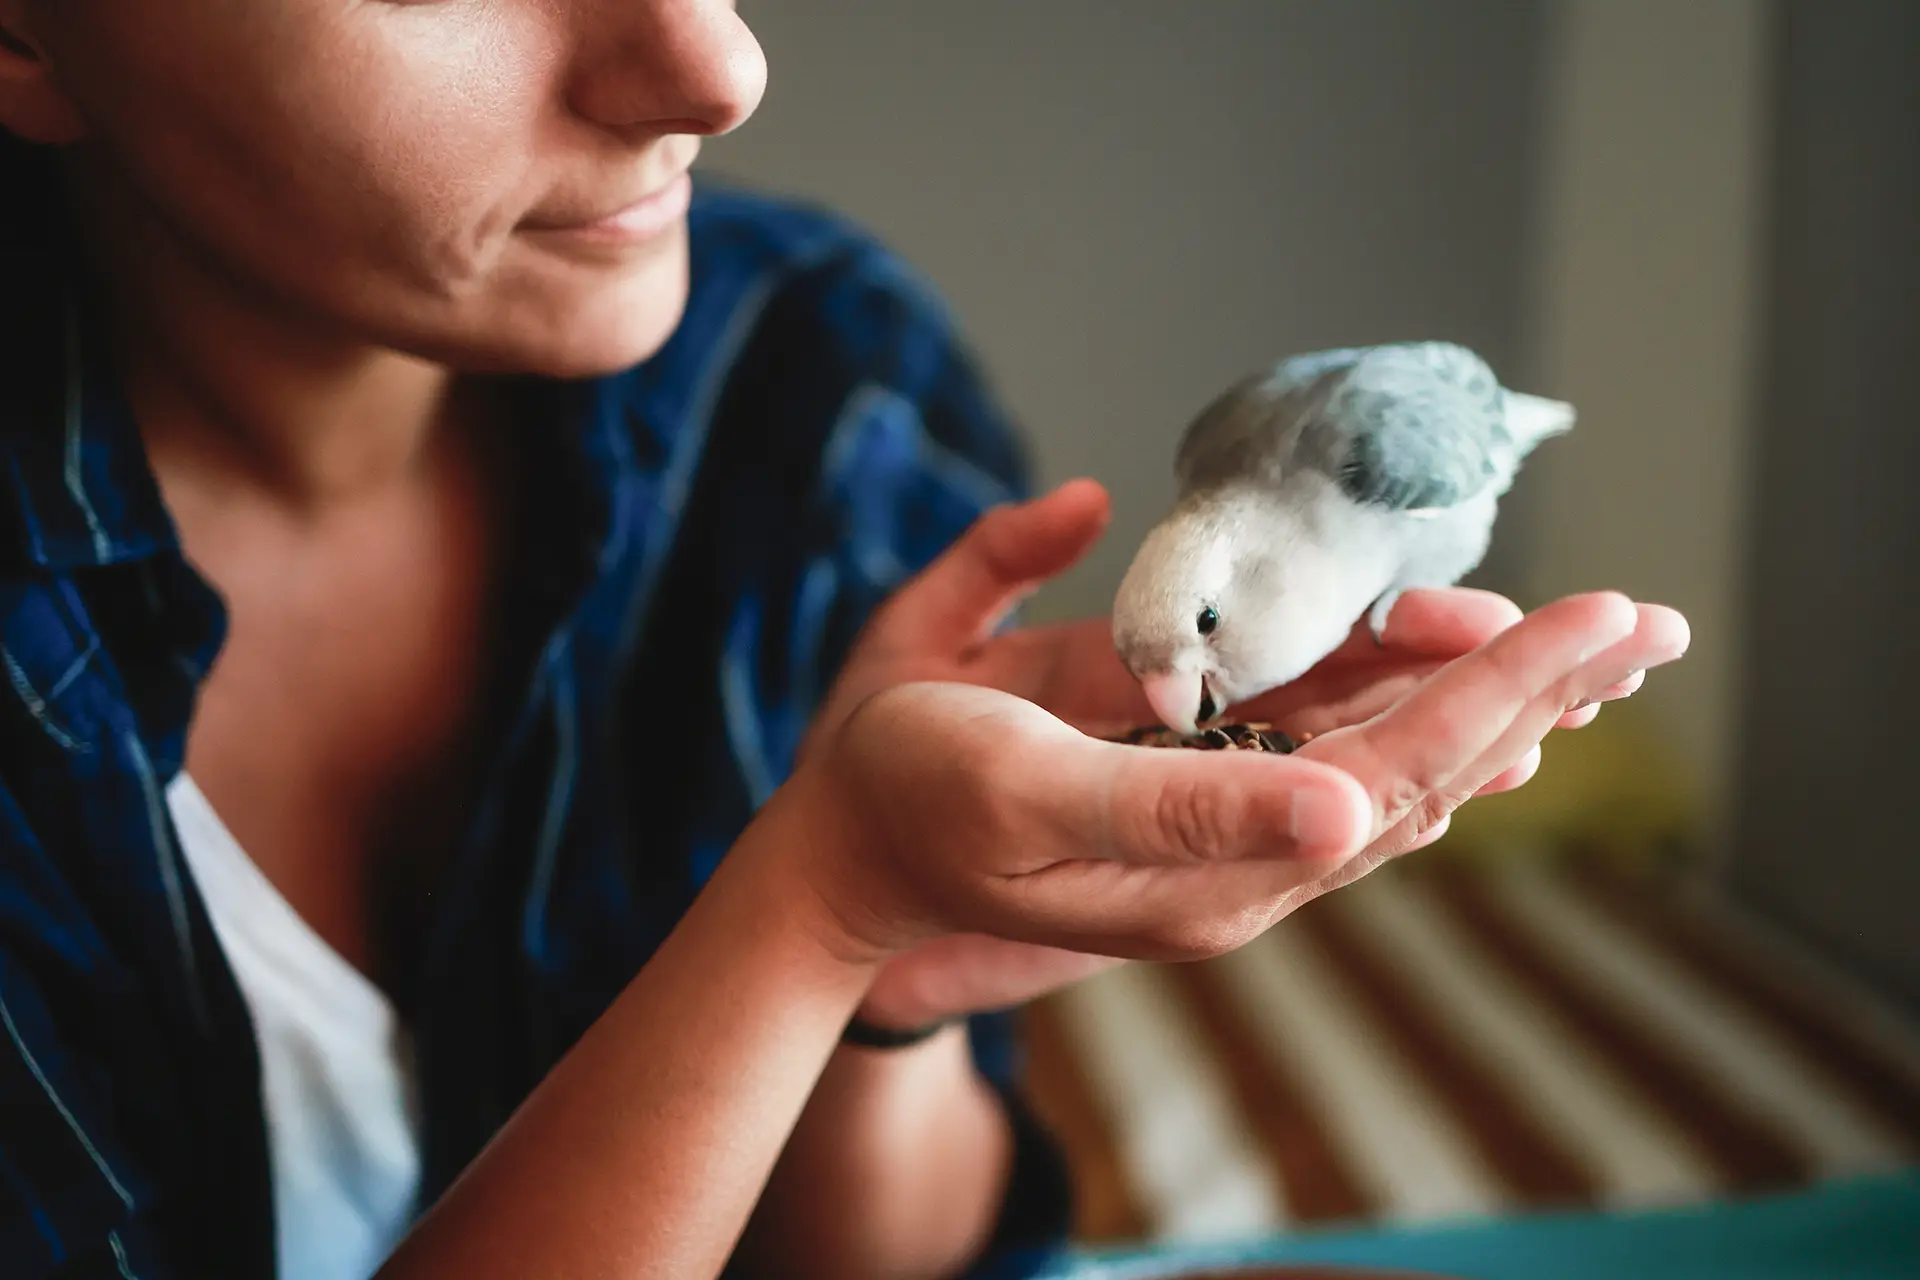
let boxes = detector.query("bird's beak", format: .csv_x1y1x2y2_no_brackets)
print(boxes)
1141,670,1212,736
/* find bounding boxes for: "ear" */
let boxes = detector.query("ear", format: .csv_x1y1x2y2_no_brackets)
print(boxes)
0,0,86,144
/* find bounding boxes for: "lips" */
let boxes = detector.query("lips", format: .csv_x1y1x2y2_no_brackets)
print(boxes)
520,170,694,242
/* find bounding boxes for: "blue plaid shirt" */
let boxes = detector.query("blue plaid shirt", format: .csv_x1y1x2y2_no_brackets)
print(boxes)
0,138,1070,1279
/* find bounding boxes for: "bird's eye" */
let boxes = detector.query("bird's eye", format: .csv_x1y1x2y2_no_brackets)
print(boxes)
1196,605,1220,636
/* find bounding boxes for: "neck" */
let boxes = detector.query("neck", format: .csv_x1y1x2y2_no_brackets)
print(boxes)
67,156,460,513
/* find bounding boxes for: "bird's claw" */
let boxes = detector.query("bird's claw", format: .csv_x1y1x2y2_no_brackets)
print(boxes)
1367,589,1401,647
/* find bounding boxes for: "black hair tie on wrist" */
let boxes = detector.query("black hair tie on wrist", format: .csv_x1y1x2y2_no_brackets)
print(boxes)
841,1014,954,1050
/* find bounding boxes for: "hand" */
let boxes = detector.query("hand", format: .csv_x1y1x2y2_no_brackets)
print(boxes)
785,591,1682,970
783,484,1686,1023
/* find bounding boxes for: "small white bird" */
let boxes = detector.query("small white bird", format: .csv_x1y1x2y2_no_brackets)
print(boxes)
1112,341,1574,735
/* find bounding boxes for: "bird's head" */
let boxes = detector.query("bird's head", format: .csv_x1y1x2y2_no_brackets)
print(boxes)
1111,488,1384,734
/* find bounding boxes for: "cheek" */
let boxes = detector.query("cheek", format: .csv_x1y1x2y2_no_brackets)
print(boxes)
314,8,557,291
63,2,555,320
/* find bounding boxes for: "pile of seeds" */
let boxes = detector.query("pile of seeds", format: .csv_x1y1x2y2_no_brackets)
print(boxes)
1110,722,1299,753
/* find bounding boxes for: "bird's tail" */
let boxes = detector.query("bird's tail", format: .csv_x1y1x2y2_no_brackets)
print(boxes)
1503,391,1577,454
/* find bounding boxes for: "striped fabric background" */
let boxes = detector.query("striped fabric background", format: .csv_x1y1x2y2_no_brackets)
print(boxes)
1019,860,1920,1245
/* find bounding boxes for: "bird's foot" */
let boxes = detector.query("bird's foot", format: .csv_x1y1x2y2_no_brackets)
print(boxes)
1367,589,1402,647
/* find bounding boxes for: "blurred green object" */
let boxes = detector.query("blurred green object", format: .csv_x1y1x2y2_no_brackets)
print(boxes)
1432,700,1699,875
1034,1170,1920,1280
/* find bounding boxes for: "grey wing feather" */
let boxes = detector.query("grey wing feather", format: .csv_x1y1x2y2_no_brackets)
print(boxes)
1297,342,1511,512
1173,347,1366,493
1173,342,1537,512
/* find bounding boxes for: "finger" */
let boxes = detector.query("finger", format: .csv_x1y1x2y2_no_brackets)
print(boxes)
1329,591,1640,811
1597,669,1647,701
1556,703,1602,730
1366,805,1454,864
1349,741,1542,877
1371,600,1686,823
1552,665,1648,728
1003,856,1336,961
1353,744,1535,874
1402,813,1453,853
1297,612,1660,891
1305,593,1685,843
958,719,1379,958
1319,587,1525,665
1476,744,1543,795
1026,732,1376,870
1621,604,1690,668
1443,603,1684,797
887,479,1110,647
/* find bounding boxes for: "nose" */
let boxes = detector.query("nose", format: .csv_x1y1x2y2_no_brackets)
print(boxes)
570,1,768,138
1140,671,1203,736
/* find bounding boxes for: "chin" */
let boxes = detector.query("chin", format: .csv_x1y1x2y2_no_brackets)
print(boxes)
527,289,689,378
412,229,694,378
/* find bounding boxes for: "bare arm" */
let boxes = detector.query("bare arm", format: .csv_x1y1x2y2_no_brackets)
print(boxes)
735,1028,1015,1280
377,786,881,1280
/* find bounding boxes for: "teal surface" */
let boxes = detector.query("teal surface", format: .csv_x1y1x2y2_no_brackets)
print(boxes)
1035,1172,1920,1279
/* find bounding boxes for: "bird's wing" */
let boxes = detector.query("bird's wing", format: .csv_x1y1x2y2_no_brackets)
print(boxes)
1297,342,1511,513
1173,347,1366,494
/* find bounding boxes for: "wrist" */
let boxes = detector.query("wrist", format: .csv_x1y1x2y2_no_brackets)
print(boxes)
744,769,912,973
760,774,966,1048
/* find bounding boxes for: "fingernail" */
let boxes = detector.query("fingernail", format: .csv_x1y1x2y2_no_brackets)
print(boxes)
1289,783,1364,850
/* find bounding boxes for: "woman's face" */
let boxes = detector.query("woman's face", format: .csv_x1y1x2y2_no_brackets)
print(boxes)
4,0,766,376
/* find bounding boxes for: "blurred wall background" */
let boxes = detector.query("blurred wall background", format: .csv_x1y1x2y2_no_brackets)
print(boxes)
1729,1,1920,1009
1517,0,1771,854
705,2,1917,1004
706,0,1550,602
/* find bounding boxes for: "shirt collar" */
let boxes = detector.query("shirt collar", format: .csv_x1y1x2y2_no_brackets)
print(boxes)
0,287,185,572
0,138,182,572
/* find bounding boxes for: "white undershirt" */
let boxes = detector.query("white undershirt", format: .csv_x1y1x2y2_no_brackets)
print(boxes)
167,774,423,1280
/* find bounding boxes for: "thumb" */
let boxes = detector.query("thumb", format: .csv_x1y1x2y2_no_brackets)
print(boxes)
1093,746,1376,867
889,478,1111,646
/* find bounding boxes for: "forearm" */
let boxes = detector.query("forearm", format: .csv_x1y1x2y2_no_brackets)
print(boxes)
378,788,879,1280
736,1025,1014,1280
